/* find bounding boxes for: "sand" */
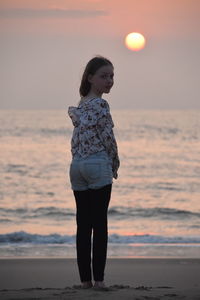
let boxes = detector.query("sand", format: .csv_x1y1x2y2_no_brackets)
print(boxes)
0,258,200,299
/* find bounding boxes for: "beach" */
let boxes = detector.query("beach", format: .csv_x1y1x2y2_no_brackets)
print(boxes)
0,258,200,299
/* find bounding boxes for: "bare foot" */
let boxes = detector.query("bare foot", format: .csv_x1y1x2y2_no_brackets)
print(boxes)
82,281,93,289
93,281,110,291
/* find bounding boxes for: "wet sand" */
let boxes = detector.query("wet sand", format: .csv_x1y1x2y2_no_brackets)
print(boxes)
0,258,200,299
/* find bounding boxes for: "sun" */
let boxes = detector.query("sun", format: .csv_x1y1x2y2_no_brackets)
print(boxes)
125,32,146,51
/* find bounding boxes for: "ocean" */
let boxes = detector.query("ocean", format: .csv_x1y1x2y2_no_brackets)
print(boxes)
0,109,200,258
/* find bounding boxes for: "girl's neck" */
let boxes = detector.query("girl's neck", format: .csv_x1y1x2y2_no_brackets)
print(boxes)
85,91,103,99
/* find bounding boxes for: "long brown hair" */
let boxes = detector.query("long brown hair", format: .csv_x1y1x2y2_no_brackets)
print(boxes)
79,56,113,97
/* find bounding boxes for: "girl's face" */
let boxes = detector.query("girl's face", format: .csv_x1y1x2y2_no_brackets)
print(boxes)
88,65,114,96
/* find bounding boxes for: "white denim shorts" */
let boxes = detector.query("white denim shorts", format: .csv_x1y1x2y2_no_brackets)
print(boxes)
69,151,113,191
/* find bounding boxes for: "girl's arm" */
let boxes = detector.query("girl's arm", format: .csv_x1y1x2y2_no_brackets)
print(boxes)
96,100,120,179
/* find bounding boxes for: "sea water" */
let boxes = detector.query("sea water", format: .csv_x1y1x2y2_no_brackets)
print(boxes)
0,109,200,258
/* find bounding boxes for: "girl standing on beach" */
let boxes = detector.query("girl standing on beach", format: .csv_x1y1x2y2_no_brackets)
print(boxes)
68,56,120,289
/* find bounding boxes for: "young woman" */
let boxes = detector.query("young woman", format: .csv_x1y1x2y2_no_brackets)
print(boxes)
68,56,120,289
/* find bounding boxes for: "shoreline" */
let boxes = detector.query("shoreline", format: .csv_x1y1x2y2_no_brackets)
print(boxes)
1,241,200,259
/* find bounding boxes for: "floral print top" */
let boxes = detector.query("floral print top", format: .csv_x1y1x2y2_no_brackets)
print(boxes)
68,97,120,179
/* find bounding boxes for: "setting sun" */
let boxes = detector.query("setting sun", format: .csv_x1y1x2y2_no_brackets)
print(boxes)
125,32,146,51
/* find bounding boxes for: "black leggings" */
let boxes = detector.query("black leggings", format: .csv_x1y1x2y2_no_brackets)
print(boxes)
73,184,112,282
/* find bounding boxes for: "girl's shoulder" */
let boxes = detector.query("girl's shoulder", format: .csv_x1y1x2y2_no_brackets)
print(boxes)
90,97,110,110
78,98,110,117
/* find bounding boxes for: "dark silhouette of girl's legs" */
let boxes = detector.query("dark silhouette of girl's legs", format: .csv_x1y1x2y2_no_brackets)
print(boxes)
74,184,112,282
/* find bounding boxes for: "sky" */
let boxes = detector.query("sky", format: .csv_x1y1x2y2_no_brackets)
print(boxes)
0,0,200,110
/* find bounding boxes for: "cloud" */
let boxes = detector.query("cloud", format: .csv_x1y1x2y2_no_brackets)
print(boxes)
0,8,108,19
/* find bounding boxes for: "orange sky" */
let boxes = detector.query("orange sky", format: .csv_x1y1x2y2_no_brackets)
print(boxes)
0,0,200,109
1,0,199,37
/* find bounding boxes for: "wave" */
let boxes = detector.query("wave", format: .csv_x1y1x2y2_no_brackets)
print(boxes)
0,206,75,220
108,206,200,219
0,231,75,244
1,206,200,221
0,231,200,245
